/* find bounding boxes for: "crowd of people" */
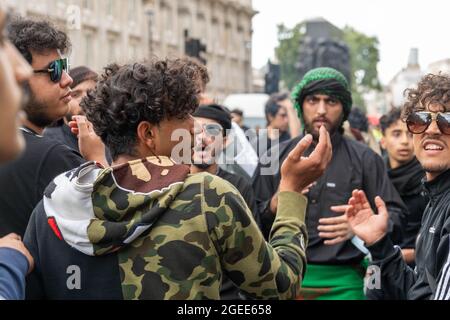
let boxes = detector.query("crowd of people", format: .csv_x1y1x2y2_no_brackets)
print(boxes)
0,11,449,300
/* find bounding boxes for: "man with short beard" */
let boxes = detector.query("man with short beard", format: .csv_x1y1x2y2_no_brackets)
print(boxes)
0,17,104,238
346,74,450,300
191,104,260,299
253,67,407,300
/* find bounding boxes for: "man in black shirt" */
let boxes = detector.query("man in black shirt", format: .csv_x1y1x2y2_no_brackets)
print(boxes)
191,104,261,299
253,67,407,299
0,17,104,237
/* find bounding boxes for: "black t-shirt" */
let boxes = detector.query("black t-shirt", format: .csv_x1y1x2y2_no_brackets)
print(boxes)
43,121,80,154
44,122,113,164
0,127,84,237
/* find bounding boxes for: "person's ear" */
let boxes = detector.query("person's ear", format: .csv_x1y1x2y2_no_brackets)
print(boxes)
137,121,157,149
380,136,387,150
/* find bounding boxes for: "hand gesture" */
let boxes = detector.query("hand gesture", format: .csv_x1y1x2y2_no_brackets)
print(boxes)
69,116,108,167
319,205,354,245
346,189,389,246
279,126,332,194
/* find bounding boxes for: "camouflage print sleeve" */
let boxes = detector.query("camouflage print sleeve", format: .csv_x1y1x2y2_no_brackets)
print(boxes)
203,175,308,300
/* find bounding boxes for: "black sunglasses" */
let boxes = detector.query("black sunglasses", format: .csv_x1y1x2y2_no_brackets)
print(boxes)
406,111,450,135
33,58,69,83
202,123,224,137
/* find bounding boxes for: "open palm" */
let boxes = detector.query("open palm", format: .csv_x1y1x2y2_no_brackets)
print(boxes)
346,190,389,246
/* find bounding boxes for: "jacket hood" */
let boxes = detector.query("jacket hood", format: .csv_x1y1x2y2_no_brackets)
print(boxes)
43,157,190,256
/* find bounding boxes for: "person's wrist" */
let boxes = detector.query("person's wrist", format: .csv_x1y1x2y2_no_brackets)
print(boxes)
364,231,387,246
279,178,306,194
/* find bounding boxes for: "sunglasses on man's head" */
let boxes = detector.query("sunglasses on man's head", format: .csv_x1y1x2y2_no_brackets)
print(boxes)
33,58,69,83
406,111,450,135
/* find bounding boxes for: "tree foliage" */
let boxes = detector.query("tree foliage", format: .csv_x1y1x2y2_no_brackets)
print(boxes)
275,22,381,110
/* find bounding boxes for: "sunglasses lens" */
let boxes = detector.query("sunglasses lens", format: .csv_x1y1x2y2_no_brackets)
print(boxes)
205,124,222,136
437,113,450,135
407,112,430,134
50,59,69,82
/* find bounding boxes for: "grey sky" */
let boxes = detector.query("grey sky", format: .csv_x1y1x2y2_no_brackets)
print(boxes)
251,0,450,85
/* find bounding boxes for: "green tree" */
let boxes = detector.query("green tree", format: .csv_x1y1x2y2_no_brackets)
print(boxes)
275,22,381,110
275,22,306,91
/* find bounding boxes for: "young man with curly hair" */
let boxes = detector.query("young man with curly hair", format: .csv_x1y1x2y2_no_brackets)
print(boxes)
24,59,333,300
0,16,105,238
347,73,450,300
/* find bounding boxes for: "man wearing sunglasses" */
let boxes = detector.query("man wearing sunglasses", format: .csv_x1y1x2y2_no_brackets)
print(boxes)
0,17,103,239
347,73,450,300
191,104,261,299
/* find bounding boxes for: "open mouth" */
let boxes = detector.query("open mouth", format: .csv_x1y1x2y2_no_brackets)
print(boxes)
422,140,445,152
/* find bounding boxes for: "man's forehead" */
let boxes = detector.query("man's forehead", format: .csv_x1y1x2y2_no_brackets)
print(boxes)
386,119,408,132
306,93,334,99
424,102,449,113
194,116,220,126
30,49,62,67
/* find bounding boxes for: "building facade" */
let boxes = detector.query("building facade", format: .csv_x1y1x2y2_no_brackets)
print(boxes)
2,0,256,100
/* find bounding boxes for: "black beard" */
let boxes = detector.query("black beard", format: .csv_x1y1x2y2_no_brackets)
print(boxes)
304,117,344,140
23,83,55,128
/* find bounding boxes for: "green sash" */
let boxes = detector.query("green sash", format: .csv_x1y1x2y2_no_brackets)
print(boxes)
298,262,368,300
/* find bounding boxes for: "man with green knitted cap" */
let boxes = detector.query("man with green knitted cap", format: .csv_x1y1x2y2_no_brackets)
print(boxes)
253,67,407,300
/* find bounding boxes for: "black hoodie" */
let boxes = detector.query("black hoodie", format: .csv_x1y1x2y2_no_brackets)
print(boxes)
387,157,428,249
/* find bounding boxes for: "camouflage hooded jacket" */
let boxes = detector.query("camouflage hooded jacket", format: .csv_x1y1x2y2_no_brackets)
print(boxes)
24,157,308,300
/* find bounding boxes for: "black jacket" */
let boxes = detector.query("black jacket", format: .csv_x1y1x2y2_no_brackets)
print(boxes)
386,157,428,250
366,169,450,300
0,127,83,237
253,133,407,265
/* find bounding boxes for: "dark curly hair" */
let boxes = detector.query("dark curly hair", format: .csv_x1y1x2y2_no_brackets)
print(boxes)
82,59,206,159
402,73,450,120
7,15,71,64
380,107,402,134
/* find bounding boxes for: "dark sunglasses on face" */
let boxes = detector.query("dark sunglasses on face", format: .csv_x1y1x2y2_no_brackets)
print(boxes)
202,123,224,137
33,58,69,83
406,111,450,135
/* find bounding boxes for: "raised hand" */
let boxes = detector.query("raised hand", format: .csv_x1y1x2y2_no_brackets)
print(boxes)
279,126,332,194
346,189,389,246
70,115,108,167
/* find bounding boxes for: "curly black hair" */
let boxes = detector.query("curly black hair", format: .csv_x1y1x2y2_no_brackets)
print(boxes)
82,59,206,159
402,73,450,120
380,107,402,134
7,15,71,64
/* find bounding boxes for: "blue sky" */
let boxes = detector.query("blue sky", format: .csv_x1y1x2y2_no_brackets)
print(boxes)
252,0,450,84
